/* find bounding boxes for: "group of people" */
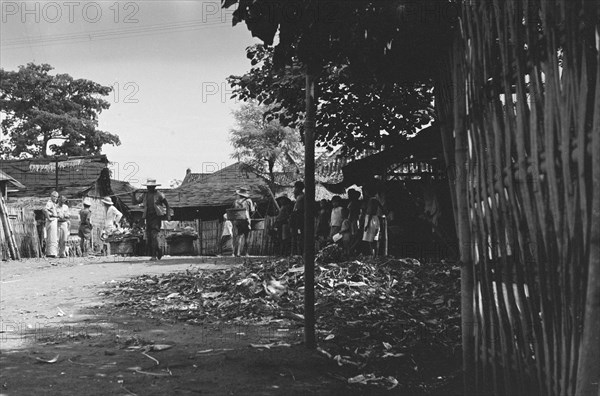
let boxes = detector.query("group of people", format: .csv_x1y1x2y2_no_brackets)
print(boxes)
42,191,121,258
42,177,384,259
315,183,385,258
41,178,170,260
265,181,385,258
220,181,306,257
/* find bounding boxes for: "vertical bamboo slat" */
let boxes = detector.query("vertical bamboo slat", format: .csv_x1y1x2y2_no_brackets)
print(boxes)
454,0,599,394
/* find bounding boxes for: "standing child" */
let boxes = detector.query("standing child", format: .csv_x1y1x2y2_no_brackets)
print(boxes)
78,197,93,256
333,207,352,256
347,189,362,255
274,196,292,256
329,196,343,239
220,213,234,256
362,184,384,258
316,199,331,250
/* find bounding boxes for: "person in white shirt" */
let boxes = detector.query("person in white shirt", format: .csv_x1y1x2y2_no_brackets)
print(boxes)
56,195,71,258
101,196,122,234
220,213,234,256
329,195,344,239
43,191,59,257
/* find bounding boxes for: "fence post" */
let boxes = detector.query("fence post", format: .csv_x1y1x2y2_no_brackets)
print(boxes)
196,219,202,256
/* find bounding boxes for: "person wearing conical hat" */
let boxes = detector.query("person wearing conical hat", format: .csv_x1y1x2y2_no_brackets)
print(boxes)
132,178,170,261
101,196,122,235
78,197,93,256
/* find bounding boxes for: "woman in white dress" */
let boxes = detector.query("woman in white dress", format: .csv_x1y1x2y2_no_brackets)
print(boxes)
56,195,71,258
43,191,59,257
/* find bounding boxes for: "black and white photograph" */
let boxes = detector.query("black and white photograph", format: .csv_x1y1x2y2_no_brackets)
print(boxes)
0,1,599,395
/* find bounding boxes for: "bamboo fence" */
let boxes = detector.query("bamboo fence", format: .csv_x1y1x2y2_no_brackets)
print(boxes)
0,205,42,259
158,216,278,256
449,1,599,395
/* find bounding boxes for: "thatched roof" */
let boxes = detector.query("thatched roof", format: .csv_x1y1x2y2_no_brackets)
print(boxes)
0,155,109,198
166,161,342,208
180,169,211,186
0,169,25,190
165,162,272,208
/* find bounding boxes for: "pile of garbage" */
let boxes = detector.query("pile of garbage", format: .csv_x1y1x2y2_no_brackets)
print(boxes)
101,227,144,242
105,256,461,392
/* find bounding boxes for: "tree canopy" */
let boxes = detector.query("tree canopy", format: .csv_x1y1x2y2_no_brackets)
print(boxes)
230,101,303,182
226,0,454,80
228,44,435,153
0,63,120,158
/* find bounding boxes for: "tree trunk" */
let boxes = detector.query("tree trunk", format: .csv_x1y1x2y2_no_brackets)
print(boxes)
268,159,276,191
303,63,317,350
42,134,50,158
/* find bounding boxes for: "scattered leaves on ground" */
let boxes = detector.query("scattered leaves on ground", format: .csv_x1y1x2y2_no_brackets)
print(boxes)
103,255,461,393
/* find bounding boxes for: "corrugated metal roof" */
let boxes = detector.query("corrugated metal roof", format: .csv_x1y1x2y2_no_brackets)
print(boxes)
0,155,108,197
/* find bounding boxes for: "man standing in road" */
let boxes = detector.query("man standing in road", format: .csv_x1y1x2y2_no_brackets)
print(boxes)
232,187,254,257
132,178,170,261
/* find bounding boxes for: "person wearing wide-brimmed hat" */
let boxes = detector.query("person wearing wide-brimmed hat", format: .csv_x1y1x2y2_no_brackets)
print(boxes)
132,178,170,261
232,187,255,257
78,197,93,256
101,196,122,235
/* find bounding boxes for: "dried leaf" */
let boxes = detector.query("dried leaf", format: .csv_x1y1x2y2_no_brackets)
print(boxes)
36,354,60,364
149,344,174,351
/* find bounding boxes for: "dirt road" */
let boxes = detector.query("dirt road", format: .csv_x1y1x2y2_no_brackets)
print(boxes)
0,256,374,396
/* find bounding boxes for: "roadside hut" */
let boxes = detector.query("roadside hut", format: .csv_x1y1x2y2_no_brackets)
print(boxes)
0,155,136,257
0,169,25,200
164,161,339,255
0,170,26,260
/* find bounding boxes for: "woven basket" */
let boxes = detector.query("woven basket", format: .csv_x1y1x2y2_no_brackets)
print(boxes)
168,237,195,256
227,208,248,220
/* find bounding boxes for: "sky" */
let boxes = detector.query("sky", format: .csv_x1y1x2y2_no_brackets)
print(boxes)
0,1,261,187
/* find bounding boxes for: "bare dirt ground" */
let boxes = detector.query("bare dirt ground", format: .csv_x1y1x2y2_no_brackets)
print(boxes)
0,255,388,396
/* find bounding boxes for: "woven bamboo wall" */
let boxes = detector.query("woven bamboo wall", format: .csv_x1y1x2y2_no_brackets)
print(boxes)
452,1,599,394
1,206,42,258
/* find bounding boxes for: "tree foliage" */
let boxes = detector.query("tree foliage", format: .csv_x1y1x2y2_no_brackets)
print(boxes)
0,63,120,158
226,0,453,78
230,101,303,182
228,44,435,153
